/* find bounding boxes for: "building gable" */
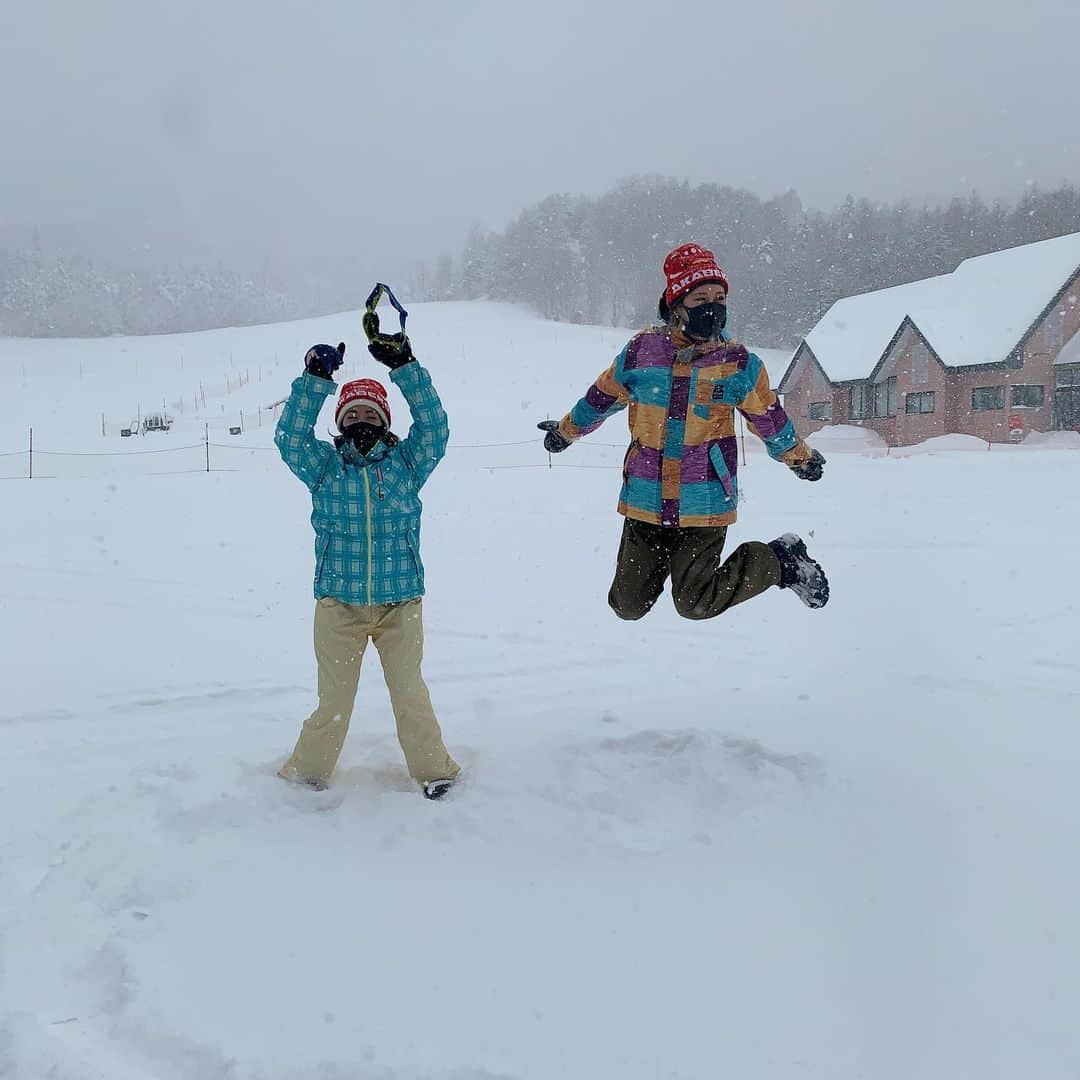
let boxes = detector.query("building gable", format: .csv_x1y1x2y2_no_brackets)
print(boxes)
1012,266,1080,364
867,317,949,384
778,342,810,393
778,342,832,397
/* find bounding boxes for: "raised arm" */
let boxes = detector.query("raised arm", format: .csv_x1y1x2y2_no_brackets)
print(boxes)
274,354,338,490
390,361,449,489
365,327,448,489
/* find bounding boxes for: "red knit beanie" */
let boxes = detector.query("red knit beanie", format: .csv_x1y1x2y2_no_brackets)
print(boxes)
663,243,730,307
335,379,391,430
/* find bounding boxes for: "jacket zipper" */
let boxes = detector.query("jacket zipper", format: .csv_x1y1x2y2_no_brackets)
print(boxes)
362,467,373,602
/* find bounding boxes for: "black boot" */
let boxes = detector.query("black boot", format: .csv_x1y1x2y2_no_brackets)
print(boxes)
422,778,457,800
768,533,830,609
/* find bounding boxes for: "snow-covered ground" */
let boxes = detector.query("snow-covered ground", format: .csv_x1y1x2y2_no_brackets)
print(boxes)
2,303,1078,1079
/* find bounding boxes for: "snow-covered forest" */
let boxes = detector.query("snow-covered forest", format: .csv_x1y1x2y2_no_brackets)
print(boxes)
417,179,1080,346
0,252,293,339
6,182,1080,342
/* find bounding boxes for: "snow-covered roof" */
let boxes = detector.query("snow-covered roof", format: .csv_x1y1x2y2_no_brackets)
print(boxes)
803,232,1080,382
1055,328,1080,366
752,347,796,380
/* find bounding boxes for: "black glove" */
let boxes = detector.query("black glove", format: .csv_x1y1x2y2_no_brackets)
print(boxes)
363,310,415,370
368,334,414,369
537,420,571,453
790,448,825,481
304,342,345,380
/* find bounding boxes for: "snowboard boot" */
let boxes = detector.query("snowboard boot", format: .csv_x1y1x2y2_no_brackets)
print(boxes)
768,533,830,609
422,778,457,800
278,765,329,791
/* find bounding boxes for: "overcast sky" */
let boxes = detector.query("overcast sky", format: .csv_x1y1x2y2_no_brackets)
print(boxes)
2,0,1079,284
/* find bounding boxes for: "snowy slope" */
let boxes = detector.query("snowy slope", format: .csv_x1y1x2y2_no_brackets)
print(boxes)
2,303,1079,1079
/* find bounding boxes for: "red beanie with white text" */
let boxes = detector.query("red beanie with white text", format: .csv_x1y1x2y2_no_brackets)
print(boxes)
663,243,730,308
335,379,391,431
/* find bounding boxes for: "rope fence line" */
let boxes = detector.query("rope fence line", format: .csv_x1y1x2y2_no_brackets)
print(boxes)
0,428,634,480
0,435,628,457
35,445,207,457
3,427,1073,480
486,463,619,471
208,442,275,451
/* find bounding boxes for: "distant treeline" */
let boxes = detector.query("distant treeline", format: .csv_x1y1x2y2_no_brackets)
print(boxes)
0,251,299,338
7,179,1080,342
414,178,1080,347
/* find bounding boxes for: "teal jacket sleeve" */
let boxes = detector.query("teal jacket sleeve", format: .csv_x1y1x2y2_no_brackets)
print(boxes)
391,362,449,489
557,345,631,441
274,372,336,490
736,352,809,465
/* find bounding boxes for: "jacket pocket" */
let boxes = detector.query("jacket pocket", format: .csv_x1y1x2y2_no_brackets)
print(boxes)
622,439,640,483
314,533,331,590
405,530,425,588
693,370,735,419
694,376,717,404
708,445,736,500
692,385,723,421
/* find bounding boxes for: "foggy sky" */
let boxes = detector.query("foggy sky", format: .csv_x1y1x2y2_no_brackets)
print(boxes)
3,0,1079,287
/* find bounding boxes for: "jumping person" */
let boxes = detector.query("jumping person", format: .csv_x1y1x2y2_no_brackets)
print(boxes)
539,243,830,621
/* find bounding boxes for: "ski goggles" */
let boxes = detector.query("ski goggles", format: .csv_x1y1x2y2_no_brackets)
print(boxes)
362,282,410,355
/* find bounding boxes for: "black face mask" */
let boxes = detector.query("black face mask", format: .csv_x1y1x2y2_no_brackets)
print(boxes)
339,421,384,456
684,302,727,341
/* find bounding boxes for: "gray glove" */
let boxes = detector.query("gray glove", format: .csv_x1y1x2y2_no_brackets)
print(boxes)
790,449,825,481
537,420,571,453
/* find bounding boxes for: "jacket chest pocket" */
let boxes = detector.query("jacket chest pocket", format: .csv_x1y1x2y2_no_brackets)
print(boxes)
369,461,415,513
694,374,732,408
380,480,416,515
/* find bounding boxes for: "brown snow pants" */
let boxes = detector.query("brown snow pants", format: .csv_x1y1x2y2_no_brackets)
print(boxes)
279,597,459,787
608,518,781,621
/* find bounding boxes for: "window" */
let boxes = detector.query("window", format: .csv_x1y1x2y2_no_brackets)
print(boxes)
1010,385,1045,408
1057,366,1080,387
972,386,1005,411
849,384,869,420
808,401,832,421
874,377,897,418
905,391,935,414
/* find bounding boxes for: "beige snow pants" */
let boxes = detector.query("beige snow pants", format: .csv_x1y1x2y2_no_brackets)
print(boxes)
279,596,459,787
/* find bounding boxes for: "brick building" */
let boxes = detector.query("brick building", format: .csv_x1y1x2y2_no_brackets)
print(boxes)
778,232,1080,445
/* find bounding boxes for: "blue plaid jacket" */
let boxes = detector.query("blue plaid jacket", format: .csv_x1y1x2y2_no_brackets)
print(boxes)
275,364,448,605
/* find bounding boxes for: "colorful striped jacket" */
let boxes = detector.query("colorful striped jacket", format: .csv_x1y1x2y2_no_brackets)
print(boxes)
275,364,448,604
556,328,811,528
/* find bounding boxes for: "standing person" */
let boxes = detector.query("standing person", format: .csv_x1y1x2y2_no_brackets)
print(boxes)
538,243,830,621
274,331,460,799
